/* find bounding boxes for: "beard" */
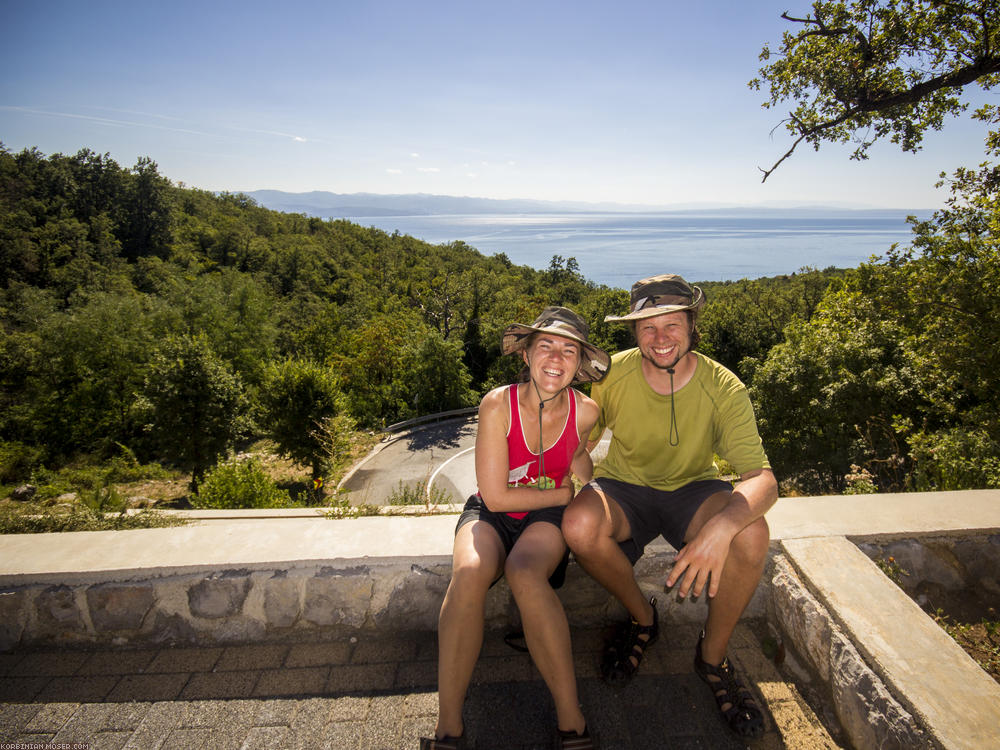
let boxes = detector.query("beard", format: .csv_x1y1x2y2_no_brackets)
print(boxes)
640,343,689,372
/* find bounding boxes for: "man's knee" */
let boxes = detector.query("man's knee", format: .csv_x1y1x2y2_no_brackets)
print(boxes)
731,516,770,569
561,491,604,553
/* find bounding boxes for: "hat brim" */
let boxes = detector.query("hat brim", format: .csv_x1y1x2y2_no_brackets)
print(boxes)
502,323,610,383
604,288,705,322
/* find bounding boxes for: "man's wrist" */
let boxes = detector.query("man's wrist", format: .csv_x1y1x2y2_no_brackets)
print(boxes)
708,509,742,539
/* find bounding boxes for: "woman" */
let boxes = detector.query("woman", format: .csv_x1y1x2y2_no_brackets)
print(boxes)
421,307,609,750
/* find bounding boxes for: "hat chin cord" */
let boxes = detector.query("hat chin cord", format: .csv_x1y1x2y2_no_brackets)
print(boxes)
666,367,679,447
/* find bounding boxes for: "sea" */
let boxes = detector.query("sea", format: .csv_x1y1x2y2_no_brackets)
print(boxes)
341,212,926,289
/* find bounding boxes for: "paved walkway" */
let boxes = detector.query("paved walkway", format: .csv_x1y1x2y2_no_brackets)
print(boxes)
0,621,838,750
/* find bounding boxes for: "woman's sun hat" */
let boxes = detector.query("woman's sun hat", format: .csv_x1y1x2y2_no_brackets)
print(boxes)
501,306,610,383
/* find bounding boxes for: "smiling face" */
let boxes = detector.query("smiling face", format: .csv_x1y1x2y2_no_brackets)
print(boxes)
522,333,582,392
635,310,693,371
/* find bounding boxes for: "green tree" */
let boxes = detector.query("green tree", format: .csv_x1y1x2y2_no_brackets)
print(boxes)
333,313,477,427
119,157,172,261
261,358,343,481
571,287,634,356
162,269,278,387
751,0,1000,180
698,270,838,380
749,201,1000,494
30,291,163,455
141,334,246,490
398,331,478,418
749,284,922,493
746,0,1000,494
543,255,591,305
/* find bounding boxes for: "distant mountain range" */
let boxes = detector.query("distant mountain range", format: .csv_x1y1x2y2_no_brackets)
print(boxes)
243,190,931,219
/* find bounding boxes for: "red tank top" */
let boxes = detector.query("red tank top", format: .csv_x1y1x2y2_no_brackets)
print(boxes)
500,382,580,519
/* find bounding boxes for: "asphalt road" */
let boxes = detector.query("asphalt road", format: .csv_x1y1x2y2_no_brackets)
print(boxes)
340,418,479,506
340,417,611,507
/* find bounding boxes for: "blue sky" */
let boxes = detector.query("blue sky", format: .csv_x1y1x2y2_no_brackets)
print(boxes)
2,0,993,209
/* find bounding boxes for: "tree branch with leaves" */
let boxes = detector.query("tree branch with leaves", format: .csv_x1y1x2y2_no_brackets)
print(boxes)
750,0,1000,181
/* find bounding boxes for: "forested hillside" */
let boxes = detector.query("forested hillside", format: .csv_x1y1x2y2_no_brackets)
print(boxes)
1,144,997,504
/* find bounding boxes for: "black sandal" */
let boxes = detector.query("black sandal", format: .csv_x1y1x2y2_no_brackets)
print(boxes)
555,725,597,749
693,630,765,739
600,596,658,686
419,735,468,750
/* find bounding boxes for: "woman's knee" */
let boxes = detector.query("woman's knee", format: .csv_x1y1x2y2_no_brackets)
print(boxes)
449,553,500,596
503,552,550,593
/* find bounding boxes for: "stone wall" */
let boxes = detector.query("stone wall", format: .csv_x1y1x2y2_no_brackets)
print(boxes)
1,562,452,651
0,545,766,651
767,553,935,750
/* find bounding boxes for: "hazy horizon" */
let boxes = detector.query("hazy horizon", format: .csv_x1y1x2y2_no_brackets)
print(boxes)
243,188,936,216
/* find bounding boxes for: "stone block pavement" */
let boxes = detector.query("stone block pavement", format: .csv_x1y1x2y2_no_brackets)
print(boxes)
0,620,840,750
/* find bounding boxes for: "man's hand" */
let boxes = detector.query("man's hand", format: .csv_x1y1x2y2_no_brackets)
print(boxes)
664,469,777,599
664,514,739,598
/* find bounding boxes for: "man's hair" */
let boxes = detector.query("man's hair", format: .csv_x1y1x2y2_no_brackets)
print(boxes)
630,310,701,349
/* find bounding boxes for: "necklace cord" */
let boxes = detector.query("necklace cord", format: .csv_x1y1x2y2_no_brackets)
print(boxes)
530,378,565,489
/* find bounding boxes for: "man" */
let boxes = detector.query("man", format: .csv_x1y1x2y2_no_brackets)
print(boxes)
562,274,777,740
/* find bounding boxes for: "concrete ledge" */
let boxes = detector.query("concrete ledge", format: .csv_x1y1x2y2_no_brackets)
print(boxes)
765,489,1000,538
780,536,1000,750
154,505,466,520
770,550,935,748
8,489,997,581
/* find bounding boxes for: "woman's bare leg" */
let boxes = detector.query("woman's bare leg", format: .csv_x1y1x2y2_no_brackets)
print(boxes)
435,521,505,739
505,522,586,734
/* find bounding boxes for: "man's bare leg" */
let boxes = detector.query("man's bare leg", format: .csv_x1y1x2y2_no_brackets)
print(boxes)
562,486,654,627
679,491,770,665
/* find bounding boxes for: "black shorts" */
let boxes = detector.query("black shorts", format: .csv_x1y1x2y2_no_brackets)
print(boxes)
590,477,733,564
456,495,570,589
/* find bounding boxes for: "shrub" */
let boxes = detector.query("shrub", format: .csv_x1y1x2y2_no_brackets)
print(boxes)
843,464,878,495
103,444,174,483
0,442,45,484
79,481,129,515
19,449,175,502
385,479,455,507
909,428,1000,491
0,502,183,534
193,456,293,509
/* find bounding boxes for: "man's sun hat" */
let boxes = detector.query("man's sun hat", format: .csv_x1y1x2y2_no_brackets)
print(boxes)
604,274,706,322
502,306,610,383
